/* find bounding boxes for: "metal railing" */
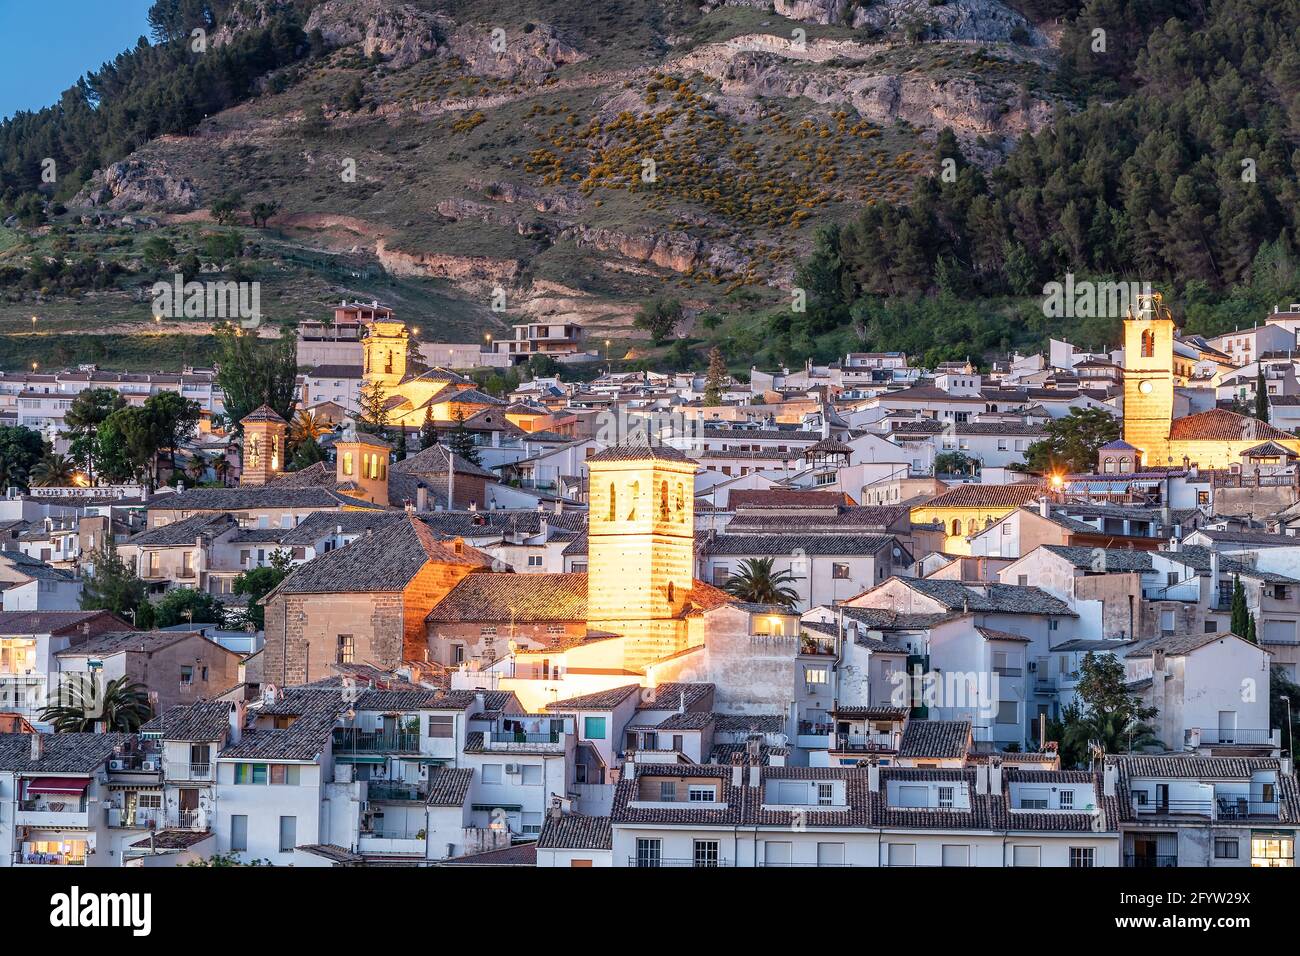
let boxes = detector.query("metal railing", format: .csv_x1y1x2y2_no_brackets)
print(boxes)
490,731,559,744
1124,854,1178,868
834,733,897,752
367,782,429,803
1188,728,1275,746
12,850,85,866
332,729,421,753
626,856,733,868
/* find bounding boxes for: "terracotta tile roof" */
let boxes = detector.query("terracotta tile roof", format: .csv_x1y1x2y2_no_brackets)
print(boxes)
587,443,695,464
0,732,134,773
915,483,1044,510
832,706,909,721
898,720,971,759
546,684,642,711
141,701,231,741
729,489,853,509
0,609,129,636
129,829,214,850
426,572,588,623
537,813,612,850
636,683,714,711
441,842,538,866
1169,408,1298,442
713,714,786,733
241,404,287,425
278,515,492,595
699,532,899,557
426,767,474,807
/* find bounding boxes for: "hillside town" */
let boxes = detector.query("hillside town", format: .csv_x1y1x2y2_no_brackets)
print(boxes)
2,291,1300,870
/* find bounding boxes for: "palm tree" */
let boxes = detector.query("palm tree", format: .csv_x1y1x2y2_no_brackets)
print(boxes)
187,456,207,484
29,453,75,487
40,675,153,733
212,453,230,487
723,557,800,608
289,409,331,448
1061,707,1161,765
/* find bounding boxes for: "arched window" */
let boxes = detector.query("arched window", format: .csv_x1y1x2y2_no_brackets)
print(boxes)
1141,329,1155,358
608,482,616,522
627,481,639,521
660,480,670,521
1119,456,1131,473
967,519,977,535
951,519,962,536
248,435,260,468
676,482,686,522
1103,457,1116,473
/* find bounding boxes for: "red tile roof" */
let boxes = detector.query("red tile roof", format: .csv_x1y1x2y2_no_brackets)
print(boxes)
1168,408,1298,442
916,483,1044,510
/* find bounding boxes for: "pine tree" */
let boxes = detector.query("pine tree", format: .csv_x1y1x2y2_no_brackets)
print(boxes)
394,429,408,461
358,380,389,437
420,403,438,450
1246,614,1257,644
448,407,481,466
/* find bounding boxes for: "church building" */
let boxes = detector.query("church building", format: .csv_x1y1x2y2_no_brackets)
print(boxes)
1122,293,1300,469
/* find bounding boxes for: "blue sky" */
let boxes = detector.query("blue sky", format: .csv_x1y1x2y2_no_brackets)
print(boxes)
0,0,156,120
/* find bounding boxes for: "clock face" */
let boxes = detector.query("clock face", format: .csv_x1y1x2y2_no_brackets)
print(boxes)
1139,380,1153,394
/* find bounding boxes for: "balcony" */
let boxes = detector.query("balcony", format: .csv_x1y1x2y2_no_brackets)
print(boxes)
332,729,421,753
1124,854,1178,868
17,800,90,829
627,857,733,868
166,762,213,782
1187,728,1277,747
12,848,86,866
833,733,898,753
367,781,429,803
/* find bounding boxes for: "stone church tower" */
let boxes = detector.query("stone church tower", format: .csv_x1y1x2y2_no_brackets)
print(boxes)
1122,293,1176,467
362,320,410,389
585,444,699,667
240,405,287,486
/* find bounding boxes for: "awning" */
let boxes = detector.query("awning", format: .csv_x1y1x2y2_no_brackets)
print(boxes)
25,777,90,795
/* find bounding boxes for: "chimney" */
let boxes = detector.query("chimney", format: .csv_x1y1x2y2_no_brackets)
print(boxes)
989,757,1003,793
624,760,637,781
867,760,880,793
1039,496,1050,518
748,764,760,788
228,701,245,745
1210,550,1220,588
1103,762,1117,797
416,483,428,512
30,734,43,761
975,762,989,795
731,763,743,788
474,692,486,714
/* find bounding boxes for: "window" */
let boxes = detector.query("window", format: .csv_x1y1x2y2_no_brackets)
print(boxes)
230,815,248,852
521,764,543,786
527,554,543,567
1215,838,1240,859
887,843,916,867
269,765,300,785
937,786,954,809
817,842,845,867
816,782,835,806
693,840,719,867
995,701,1018,725
583,716,607,740
1141,329,1155,357
279,816,297,853
427,715,454,738
805,666,828,686
659,781,676,802
941,844,970,867
764,842,793,866
688,785,717,803
831,563,850,579
234,763,270,785
1013,845,1041,867
1069,847,1095,868
636,838,662,867
481,764,502,785
1059,789,1074,810
337,634,354,664
522,812,542,835
179,666,193,686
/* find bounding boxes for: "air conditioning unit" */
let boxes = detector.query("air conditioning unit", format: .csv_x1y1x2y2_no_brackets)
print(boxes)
505,763,521,775
1027,662,1037,672
141,759,158,772
109,759,126,771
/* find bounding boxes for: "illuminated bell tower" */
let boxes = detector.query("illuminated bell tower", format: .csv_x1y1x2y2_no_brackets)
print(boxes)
240,405,287,486
1122,292,1176,468
586,444,698,664
362,320,410,389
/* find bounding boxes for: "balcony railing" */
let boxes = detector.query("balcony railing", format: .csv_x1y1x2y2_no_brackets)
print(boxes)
367,781,429,803
177,809,204,830
627,857,733,868
13,849,85,866
834,733,897,753
1132,799,1213,816
490,731,559,744
1188,728,1276,746
332,729,421,753
1124,854,1178,868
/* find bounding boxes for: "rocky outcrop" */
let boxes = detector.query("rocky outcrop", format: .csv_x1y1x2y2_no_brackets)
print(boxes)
73,158,201,211
774,0,850,24
443,23,587,82
305,0,446,68
375,238,521,283
566,226,751,277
